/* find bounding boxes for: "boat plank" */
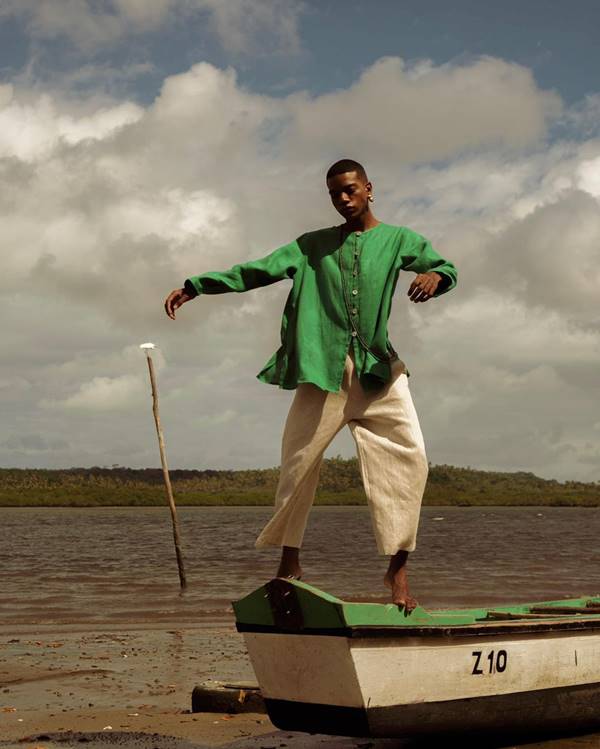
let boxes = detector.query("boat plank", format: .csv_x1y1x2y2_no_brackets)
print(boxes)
481,611,569,620
530,606,600,615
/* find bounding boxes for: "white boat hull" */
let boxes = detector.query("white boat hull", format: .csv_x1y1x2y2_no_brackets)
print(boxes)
233,579,600,738
242,629,600,737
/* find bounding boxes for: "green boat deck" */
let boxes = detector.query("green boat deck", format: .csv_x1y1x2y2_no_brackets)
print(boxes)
233,578,600,638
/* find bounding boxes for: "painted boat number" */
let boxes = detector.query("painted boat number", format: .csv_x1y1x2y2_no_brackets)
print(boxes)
471,649,508,675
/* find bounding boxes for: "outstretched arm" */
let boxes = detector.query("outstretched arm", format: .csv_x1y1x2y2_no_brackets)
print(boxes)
164,239,302,320
400,230,457,304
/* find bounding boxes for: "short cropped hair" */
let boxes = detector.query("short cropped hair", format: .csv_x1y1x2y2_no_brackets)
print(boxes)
326,159,368,182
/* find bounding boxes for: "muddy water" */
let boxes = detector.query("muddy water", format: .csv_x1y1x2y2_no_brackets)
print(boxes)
1,505,599,625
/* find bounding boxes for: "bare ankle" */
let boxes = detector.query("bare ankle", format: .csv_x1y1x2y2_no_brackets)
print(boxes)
386,550,409,577
277,546,302,578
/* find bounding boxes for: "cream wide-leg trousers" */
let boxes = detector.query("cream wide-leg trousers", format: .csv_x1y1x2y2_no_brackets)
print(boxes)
255,348,429,555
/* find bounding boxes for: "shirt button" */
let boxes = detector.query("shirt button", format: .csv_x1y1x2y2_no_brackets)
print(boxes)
352,289,358,295
351,331,358,337
352,307,358,314
352,270,358,276
355,231,362,236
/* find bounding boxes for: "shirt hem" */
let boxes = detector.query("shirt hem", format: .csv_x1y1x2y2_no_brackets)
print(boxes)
256,373,341,393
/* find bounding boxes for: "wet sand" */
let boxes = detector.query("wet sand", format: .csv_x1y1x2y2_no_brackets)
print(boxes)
0,624,273,747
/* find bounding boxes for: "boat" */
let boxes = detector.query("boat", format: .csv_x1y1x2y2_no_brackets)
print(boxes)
233,578,600,739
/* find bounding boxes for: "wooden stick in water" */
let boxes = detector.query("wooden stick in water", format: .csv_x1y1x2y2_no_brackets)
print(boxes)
140,343,187,590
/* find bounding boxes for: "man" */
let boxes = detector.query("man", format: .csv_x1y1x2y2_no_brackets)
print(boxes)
164,159,457,612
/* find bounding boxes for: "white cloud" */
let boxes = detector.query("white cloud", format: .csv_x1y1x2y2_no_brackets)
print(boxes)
0,0,303,55
44,62,157,97
6,0,126,49
43,374,146,411
0,0,172,49
197,0,303,56
113,0,174,28
283,56,562,164
1,55,599,481
484,189,600,321
0,83,143,161
577,155,600,196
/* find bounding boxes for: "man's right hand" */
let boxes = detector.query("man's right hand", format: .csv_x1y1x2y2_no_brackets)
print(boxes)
164,288,193,320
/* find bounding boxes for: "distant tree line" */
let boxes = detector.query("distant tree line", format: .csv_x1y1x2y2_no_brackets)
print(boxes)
0,457,598,507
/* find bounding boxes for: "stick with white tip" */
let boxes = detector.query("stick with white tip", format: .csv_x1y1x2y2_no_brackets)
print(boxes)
140,342,187,590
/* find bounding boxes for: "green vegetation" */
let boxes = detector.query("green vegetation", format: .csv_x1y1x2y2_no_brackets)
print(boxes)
0,458,598,507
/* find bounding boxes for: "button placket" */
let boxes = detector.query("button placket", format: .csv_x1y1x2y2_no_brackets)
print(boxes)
351,233,359,325
339,228,362,344
351,233,359,295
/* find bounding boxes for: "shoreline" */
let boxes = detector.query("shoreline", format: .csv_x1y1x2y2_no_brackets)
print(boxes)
2,501,600,509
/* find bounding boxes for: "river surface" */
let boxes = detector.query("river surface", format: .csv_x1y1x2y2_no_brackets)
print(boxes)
1,505,600,626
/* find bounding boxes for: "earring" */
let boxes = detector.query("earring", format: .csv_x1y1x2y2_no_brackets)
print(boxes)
368,194,375,202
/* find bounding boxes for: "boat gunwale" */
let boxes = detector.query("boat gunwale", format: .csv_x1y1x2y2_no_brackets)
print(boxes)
236,617,600,638
233,579,600,637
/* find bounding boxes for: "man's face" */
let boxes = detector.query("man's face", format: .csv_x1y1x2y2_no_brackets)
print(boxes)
327,171,372,221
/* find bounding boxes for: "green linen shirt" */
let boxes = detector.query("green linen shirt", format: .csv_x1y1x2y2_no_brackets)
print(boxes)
185,222,457,393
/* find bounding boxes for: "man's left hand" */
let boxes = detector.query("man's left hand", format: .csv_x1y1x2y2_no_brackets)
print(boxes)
408,272,442,303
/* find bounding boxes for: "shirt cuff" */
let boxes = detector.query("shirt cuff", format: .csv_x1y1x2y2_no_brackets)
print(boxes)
184,278,199,298
433,272,452,295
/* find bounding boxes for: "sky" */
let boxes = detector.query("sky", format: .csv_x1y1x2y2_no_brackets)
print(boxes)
1,0,599,481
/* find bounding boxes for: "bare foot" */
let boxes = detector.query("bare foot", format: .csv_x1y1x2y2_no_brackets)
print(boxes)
277,565,302,580
384,552,417,614
277,546,303,580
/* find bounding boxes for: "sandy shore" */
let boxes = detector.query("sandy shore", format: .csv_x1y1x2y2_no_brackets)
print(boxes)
3,623,600,749
0,622,275,747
